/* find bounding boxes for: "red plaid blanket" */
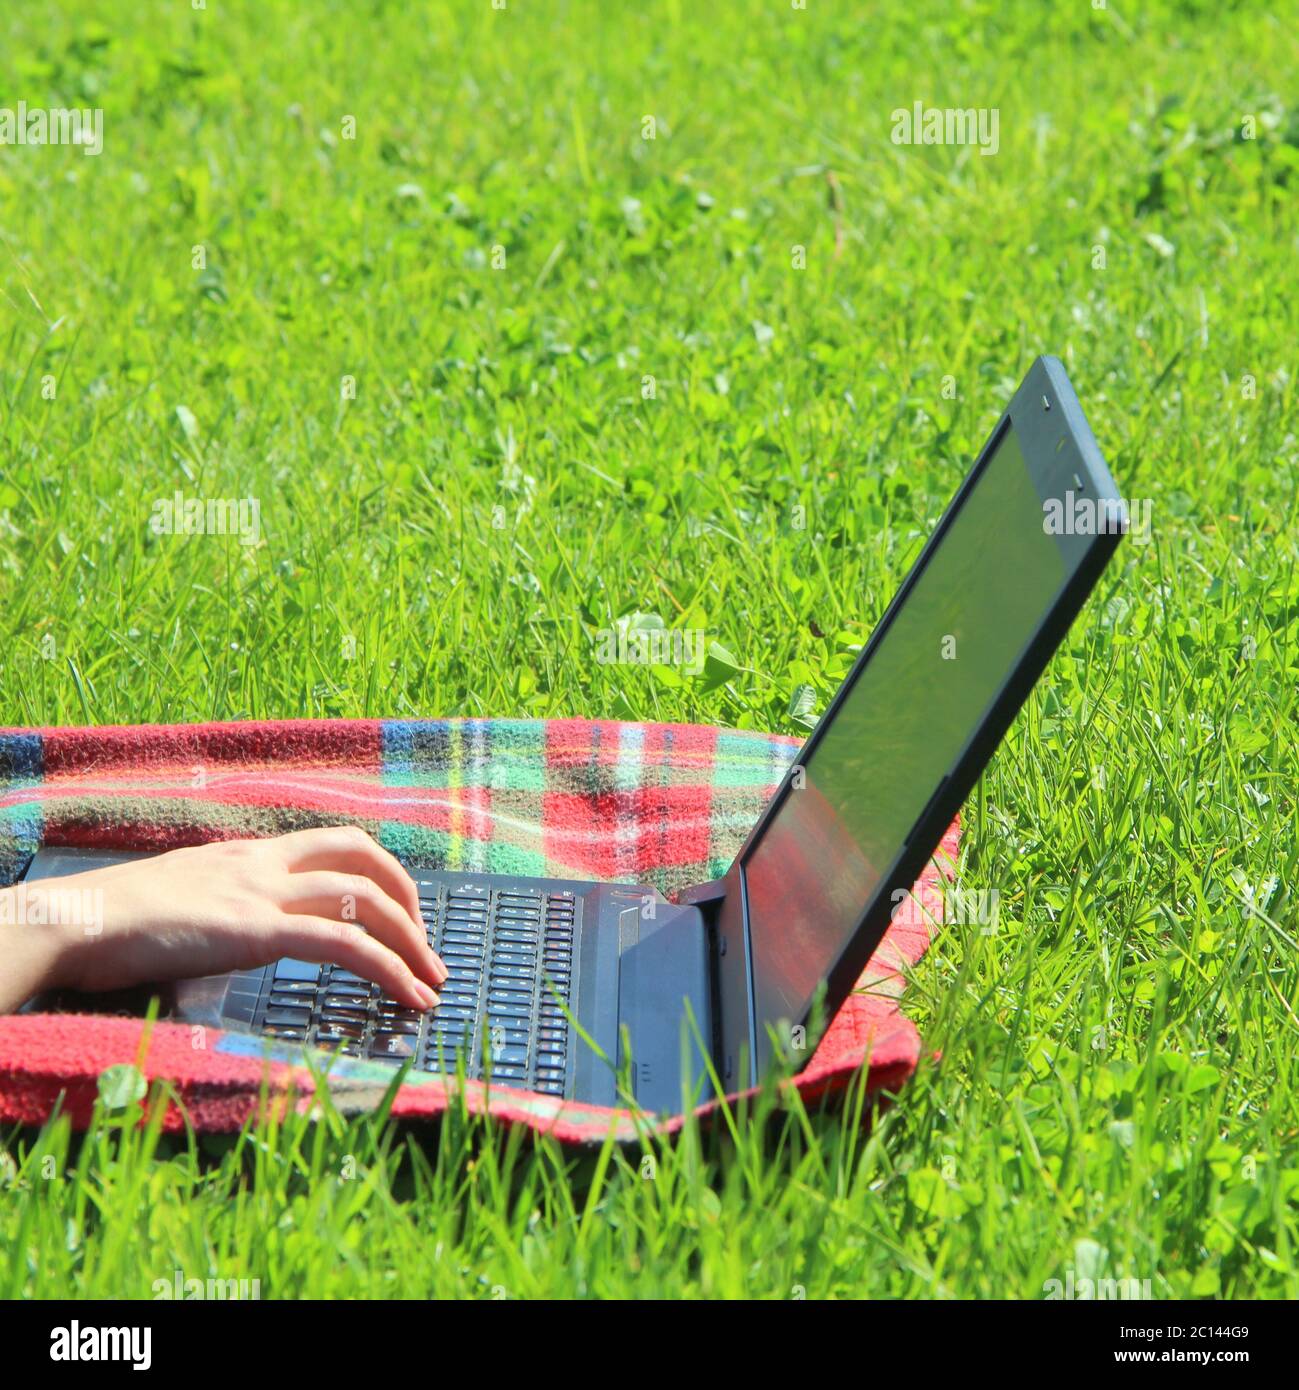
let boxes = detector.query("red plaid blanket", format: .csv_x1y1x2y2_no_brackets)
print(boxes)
0,718,956,1142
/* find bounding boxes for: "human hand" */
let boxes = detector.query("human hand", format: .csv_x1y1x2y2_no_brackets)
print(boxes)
0,827,447,1014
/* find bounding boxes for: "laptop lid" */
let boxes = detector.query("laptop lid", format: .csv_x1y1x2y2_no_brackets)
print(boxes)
710,356,1127,1087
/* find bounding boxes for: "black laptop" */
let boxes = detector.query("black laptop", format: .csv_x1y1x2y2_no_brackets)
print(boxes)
20,357,1127,1112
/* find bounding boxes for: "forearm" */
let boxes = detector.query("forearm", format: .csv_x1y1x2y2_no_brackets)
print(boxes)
0,886,74,1013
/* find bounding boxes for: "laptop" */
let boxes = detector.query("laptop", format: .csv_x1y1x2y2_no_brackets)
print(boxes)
19,357,1126,1113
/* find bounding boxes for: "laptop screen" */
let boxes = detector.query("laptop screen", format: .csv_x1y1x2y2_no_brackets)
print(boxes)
741,423,1067,1030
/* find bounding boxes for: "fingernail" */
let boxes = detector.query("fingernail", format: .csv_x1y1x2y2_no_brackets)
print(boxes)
415,983,439,1010
428,950,448,984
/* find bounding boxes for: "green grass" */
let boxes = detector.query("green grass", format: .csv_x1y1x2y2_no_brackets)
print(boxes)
3,0,1299,1297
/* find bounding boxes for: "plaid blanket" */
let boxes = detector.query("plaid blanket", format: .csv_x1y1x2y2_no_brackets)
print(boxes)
0,718,956,1143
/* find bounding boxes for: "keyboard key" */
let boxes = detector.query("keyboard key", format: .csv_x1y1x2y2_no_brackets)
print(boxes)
263,1025,308,1041
376,994,420,1012
264,1006,312,1026
430,1049,471,1067
442,932,487,947
493,936,536,950
438,987,479,1005
378,1016,421,1034
484,1044,529,1067
316,1009,366,1029
316,1026,363,1044
379,1000,423,1016
429,1009,472,1028
268,991,315,1010
370,1033,418,1060
320,1001,369,1020
444,911,488,927
437,997,480,1015
269,979,318,997
491,960,535,976
486,1002,531,1020
442,970,483,987
275,958,321,982
447,884,490,901
488,986,533,1003
324,983,372,1000
441,950,485,969
441,964,481,981
491,951,536,968
487,962,536,982
488,1065,528,1082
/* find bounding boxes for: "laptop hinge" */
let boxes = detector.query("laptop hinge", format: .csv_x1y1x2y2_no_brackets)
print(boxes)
673,878,730,1088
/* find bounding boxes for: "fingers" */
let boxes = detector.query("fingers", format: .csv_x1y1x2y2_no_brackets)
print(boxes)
278,870,446,987
272,916,440,1012
271,826,424,926
266,826,445,977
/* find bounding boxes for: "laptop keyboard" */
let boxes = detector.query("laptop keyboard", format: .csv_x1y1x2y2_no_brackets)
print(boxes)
246,881,578,1095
